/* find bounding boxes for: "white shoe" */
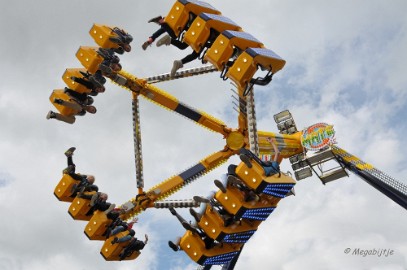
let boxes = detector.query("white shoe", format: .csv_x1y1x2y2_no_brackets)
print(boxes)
156,35,171,47
170,60,183,78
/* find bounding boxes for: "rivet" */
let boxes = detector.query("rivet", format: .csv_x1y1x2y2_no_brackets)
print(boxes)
99,35,103,39
224,196,228,200
232,204,236,208
187,244,190,248
212,229,216,233
214,49,218,54
243,58,247,63
237,68,241,72
192,31,195,36
253,178,256,183
245,171,248,175
62,182,65,186
204,221,208,226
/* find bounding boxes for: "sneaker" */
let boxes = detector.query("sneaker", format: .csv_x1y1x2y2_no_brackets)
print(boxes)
239,154,253,168
170,60,183,78
46,111,56,120
169,206,176,216
214,179,227,193
111,237,118,245
193,196,210,204
189,208,201,222
156,35,171,47
148,15,163,24
65,147,76,157
168,241,179,251
142,41,150,51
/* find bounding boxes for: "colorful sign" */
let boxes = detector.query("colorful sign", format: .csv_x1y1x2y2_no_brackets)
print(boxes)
301,123,336,151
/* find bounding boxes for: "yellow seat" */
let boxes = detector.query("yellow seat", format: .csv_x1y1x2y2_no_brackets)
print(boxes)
226,48,286,90
54,174,77,202
84,210,113,241
205,30,263,71
89,24,122,49
62,68,91,94
183,13,241,53
198,204,261,243
179,230,242,266
215,187,278,221
164,0,221,37
49,89,79,116
235,161,296,198
68,191,96,221
75,46,103,74
100,232,140,261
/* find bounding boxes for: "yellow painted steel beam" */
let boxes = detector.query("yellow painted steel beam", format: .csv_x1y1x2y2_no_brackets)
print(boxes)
121,149,234,220
257,131,304,158
117,70,230,137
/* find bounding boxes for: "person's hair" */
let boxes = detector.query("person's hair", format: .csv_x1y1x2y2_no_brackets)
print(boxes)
87,175,95,183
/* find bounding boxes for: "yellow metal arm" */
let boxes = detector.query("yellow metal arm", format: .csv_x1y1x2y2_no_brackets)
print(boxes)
117,71,231,137
121,148,234,220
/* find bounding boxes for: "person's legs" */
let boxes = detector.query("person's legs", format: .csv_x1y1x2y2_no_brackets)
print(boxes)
110,225,126,236
55,99,83,111
169,207,188,225
181,50,199,65
170,39,189,50
168,236,181,251
227,164,237,175
150,27,167,42
64,88,88,103
54,113,76,124
71,77,94,90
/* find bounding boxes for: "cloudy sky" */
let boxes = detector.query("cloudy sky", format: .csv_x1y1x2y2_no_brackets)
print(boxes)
0,0,406,269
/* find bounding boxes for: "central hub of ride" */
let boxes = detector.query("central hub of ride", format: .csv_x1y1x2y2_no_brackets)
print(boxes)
226,130,245,150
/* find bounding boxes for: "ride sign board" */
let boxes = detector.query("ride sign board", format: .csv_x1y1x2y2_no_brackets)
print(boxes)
301,123,336,151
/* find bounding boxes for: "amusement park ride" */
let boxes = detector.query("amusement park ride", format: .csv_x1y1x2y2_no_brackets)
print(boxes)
48,1,407,269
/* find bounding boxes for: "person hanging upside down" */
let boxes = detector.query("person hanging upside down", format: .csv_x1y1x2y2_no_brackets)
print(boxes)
46,97,97,124
62,147,98,196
